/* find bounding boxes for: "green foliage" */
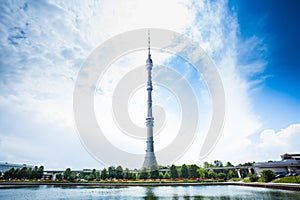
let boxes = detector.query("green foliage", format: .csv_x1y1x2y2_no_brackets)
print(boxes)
158,172,164,180
164,172,170,179
139,167,149,180
203,162,213,168
170,165,178,179
63,168,72,180
37,166,44,179
84,174,94,181
108,166,115,179
131,173,137,180
3,166,44,180
257,177,265,182
101,168,107,180
225,162,234,167
124,168,131,180
92,169,99,181
227,170,237,179
260,170,275,182
274,176,300,184
197,168,206,179
180,164,189,179
248,173,258,182
150,165,159,179
69,172,77,182
56,173,62,181
207,169,216,179
188,164,199,178
115,166,123,179
217,172,226,180
232,178,241,182
213,160,223,167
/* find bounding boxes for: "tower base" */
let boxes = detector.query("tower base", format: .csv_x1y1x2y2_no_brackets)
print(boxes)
142,152,158,169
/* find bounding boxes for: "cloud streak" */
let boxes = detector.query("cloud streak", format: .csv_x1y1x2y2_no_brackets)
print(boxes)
0,0,297,168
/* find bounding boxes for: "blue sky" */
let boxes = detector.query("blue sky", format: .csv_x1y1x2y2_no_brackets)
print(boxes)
232,0,300,130
0,0,299,169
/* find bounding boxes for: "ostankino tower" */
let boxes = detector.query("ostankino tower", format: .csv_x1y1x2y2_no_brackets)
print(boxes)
142,32,158,168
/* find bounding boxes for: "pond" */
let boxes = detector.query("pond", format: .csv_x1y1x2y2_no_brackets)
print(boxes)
0,185,299,199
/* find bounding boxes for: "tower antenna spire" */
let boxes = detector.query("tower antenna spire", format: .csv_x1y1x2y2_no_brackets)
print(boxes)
148,30,151,56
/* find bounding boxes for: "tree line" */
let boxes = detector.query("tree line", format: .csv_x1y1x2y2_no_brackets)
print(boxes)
1,160,258,181
2,166,44,180
53,161,253,182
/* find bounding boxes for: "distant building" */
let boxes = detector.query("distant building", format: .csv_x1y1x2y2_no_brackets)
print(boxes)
0,162,33,173
254,153,300,175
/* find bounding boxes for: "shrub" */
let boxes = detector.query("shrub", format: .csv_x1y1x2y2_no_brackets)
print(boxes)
248,173,259,182
260,170,275,182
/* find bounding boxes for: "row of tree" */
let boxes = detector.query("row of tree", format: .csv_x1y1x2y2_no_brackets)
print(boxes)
1,161,256,181
56,161,254,181
2,166,44,180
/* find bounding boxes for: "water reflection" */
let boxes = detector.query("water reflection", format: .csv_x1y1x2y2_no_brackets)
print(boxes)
0,185,299,199
140,185,300,200
144,187,158,200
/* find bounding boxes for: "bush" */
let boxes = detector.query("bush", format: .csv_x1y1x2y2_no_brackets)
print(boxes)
217,173,226,180
248,173,259,182
260,170,275,182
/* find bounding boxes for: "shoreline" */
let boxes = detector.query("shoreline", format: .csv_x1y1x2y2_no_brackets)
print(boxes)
0,181,299,191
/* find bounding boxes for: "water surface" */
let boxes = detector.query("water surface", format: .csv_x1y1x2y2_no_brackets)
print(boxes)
0,185,299,199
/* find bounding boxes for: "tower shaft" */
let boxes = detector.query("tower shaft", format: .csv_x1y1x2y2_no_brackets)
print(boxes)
142,32,157,168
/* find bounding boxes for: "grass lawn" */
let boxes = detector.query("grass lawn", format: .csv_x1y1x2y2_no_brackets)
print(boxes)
274,176,300,184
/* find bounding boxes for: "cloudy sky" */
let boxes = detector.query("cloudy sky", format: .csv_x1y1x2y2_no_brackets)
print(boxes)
0,0,299,170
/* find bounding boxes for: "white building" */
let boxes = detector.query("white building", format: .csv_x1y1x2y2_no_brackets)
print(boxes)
254,153,300,175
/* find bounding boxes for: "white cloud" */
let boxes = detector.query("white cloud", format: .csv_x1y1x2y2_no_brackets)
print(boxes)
256,124,300,160
0,0,292,169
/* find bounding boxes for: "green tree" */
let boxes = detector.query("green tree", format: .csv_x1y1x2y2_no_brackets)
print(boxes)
31,166,38,179
158,172,164,180
131,172,137,180
64,168,72,180
207,169,216,179
101,168,107,180
213,160,223,167
4,168,15,179
28,168,32,179
261,170,275,182
37,166,44,179
15,168,21,179
203,162,213,168
170,165,178,179
85,174,94,181
217,172,226,180
164,172,170,179
19,167,29,179
227,170,237,179
150,165,159,179
197,168,207,179
188,164,199,178
56,173,63,181
225,162,234,167
124,168,131,180
139,167,149,180
108,166,115,179
248,173,258,182
69,172,77,182
116,166,123,179
92,169,99,181
180,164,189,179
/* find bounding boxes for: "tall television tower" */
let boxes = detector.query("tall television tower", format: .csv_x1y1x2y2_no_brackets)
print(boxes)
142,32,158,168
